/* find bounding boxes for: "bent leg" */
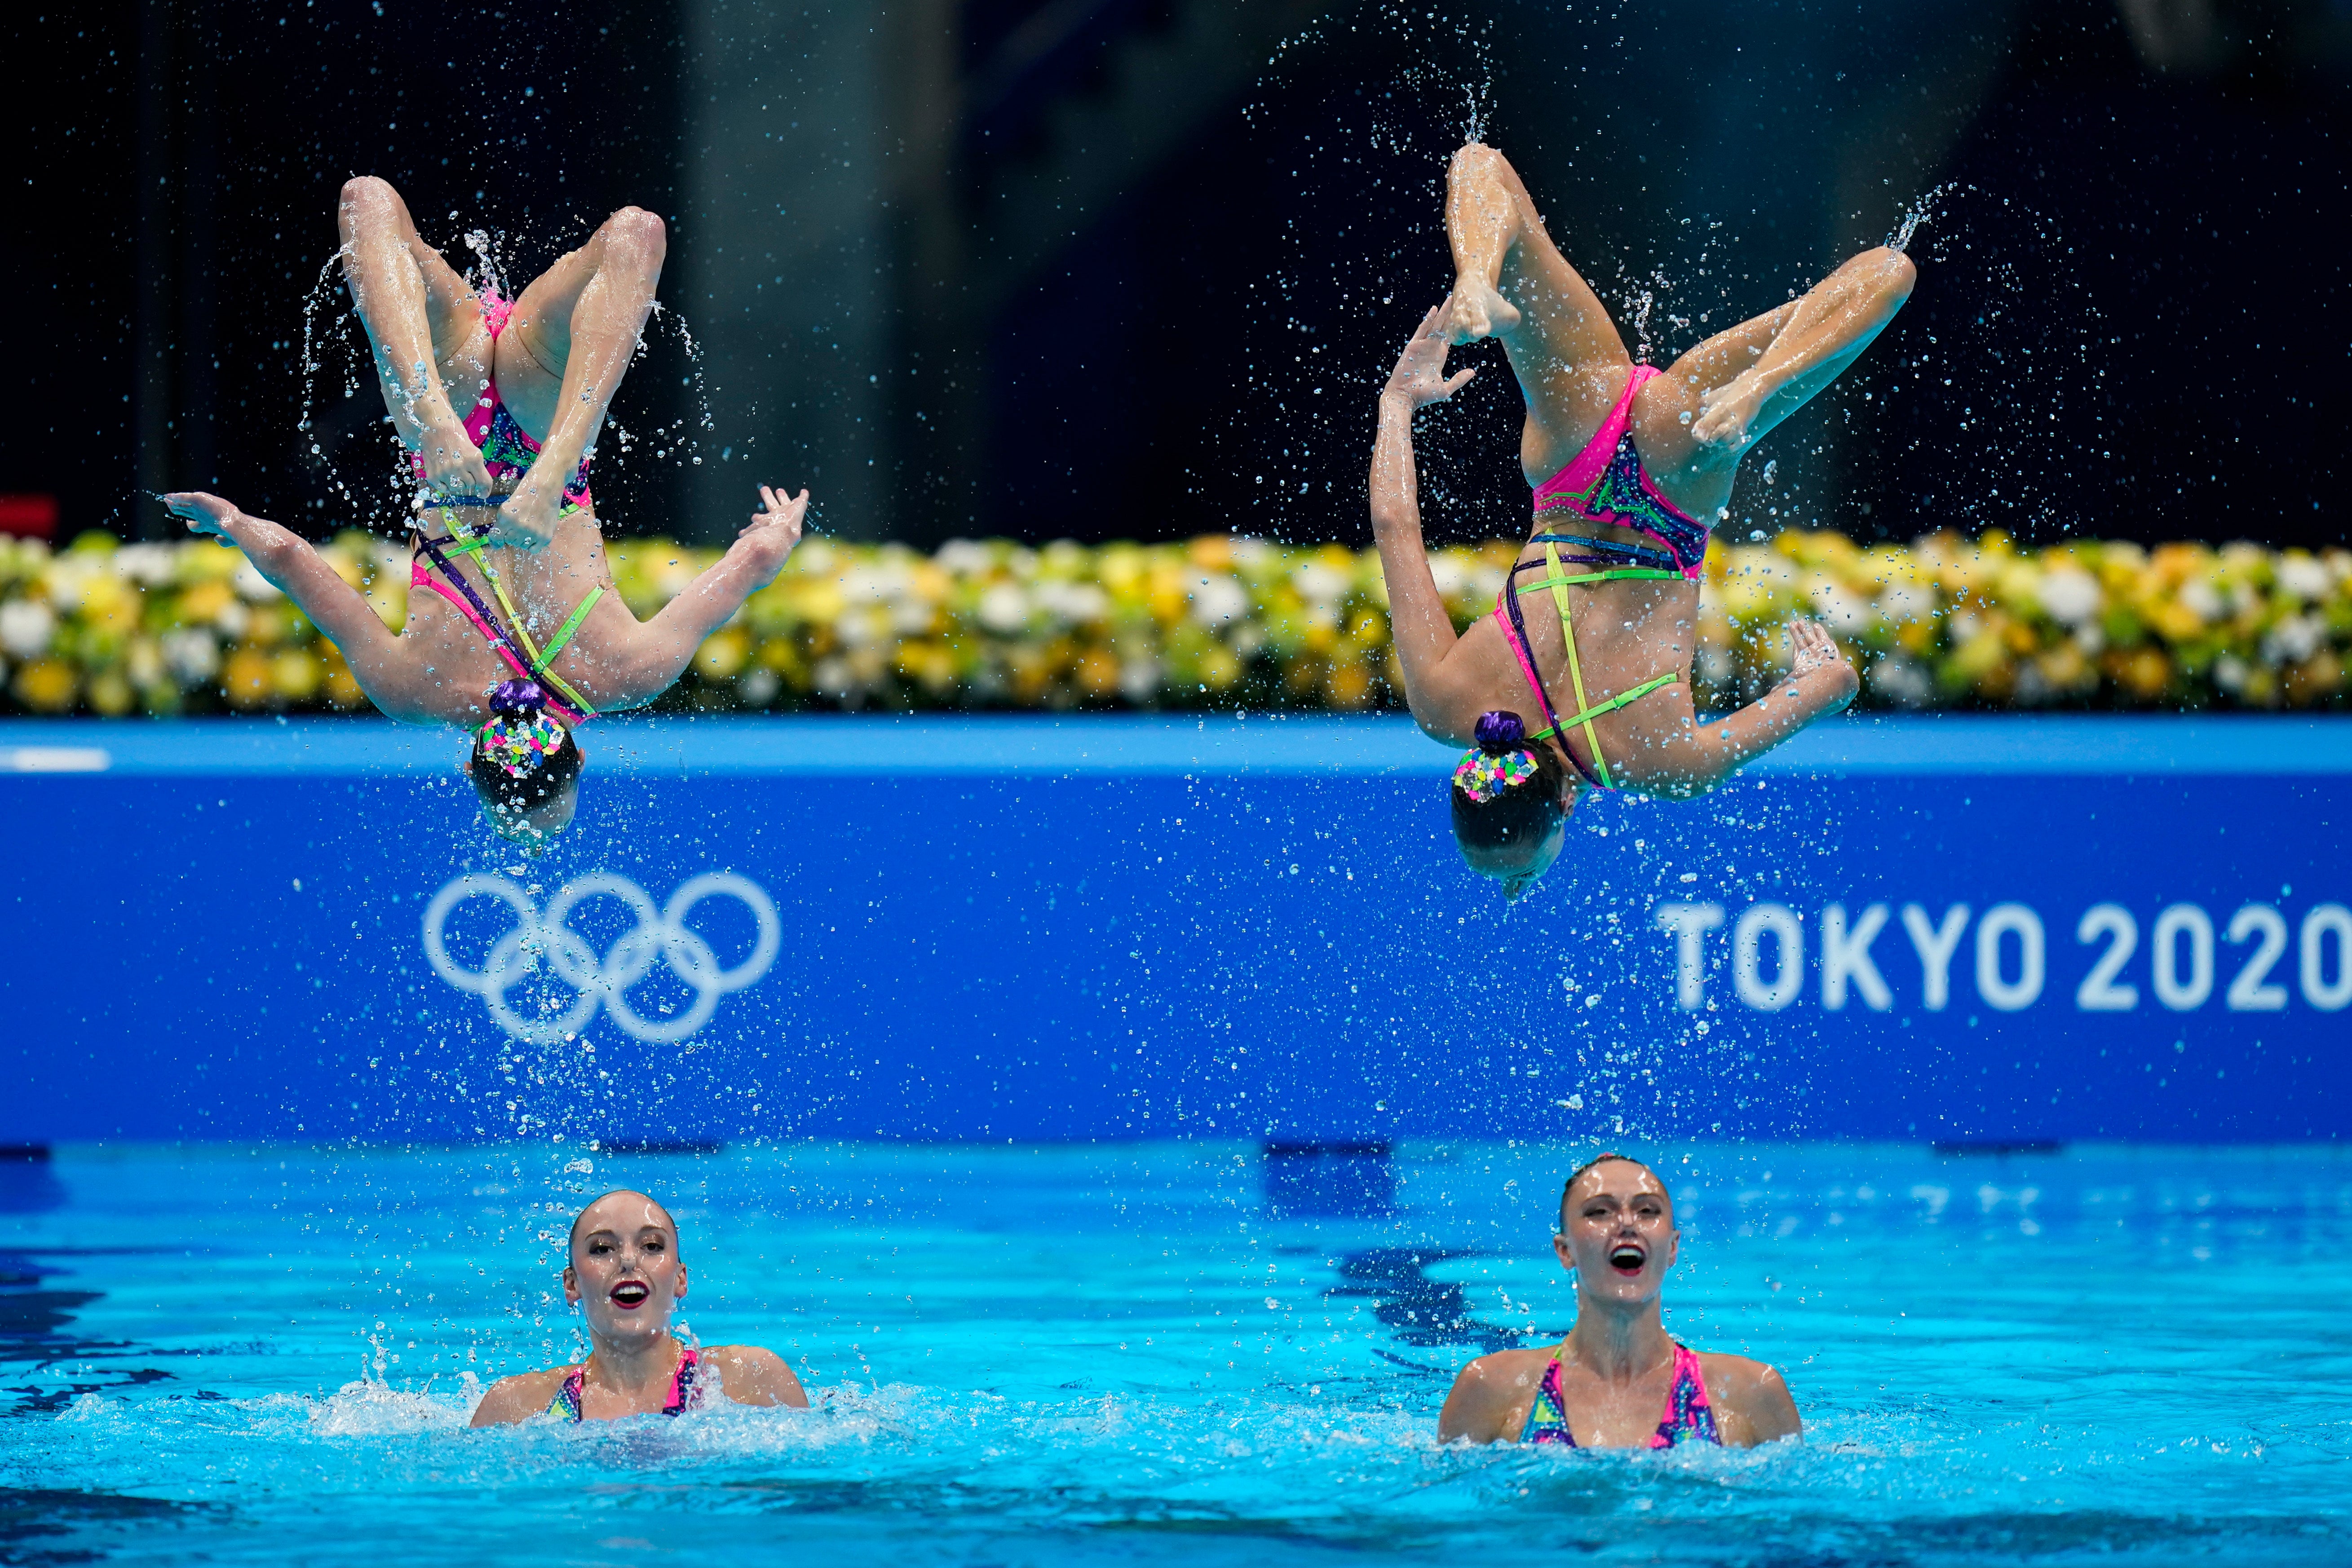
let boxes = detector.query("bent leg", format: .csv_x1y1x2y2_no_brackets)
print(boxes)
490,207,668,540
1444,143,1631,485
1638,246,1917,510
338,177,495,498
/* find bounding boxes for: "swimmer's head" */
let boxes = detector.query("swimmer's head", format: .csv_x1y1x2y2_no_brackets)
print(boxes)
1450,711,1573,899
563,1189,687,1338
1553,1153,1678,1300
470,680,582,846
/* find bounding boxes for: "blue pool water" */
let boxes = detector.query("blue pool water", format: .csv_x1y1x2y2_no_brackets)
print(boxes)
6,1140,2350,1564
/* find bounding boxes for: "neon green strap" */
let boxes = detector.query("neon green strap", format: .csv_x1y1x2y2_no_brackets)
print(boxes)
536,586,602,667
422,517,603,720
1535,543,1682,790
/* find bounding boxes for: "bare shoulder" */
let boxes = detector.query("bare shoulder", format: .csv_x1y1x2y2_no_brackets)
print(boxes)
700,1344,810,1409
1411,616,1517,746
469,1365,574,1428
1437,1345,1554,1444
1693,1351,1802,1447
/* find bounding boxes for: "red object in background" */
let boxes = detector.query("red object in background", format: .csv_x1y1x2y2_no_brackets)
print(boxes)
0,495,58,539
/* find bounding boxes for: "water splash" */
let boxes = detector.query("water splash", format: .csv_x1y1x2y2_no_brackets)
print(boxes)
1886,182,1962,254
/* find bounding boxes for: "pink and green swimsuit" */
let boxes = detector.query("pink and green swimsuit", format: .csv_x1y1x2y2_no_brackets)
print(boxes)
1522,1342,1721,1449
549,1343,702,1422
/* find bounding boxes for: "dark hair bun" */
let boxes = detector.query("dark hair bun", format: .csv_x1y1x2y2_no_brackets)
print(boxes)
490,679,548,717
1475,710,1528,755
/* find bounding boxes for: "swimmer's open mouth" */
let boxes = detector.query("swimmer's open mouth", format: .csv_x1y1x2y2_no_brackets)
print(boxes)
1608,1245,1647,1275
609,1282,651,1309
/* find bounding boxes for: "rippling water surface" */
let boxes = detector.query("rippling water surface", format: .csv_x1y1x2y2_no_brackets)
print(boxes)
3,1141,2348,1565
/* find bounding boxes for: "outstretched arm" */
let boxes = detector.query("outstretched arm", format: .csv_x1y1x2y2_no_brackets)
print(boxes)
159,494,438,723
1369,305,1483,741
1648,620,1857,793
606,485,808,704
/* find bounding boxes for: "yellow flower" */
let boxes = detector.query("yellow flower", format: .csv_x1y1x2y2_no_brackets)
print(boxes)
695,629,751,680
221,647,275,709
13,658,78,713
271,648,323,701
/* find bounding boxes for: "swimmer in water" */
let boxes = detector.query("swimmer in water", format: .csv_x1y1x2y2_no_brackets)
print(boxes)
161,177,810,844
1437,1153,1799,1448
1371,143,1915,895
470,1188,807,1426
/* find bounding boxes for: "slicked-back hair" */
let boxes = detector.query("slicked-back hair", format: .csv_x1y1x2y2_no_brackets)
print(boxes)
568,1189,682,1261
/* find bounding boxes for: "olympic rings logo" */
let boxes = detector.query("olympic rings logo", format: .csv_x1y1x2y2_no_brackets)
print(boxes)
421,871,780,1044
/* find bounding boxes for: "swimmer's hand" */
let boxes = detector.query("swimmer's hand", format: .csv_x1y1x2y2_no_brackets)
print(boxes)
1785,618,1859,704
417,416,499,513
1690,370,1768,455
161,491,249,548
488,477,562,552
736,485,809,574
1382,304,1478,411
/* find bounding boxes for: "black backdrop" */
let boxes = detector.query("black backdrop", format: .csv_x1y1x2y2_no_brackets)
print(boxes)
4,0,2344,549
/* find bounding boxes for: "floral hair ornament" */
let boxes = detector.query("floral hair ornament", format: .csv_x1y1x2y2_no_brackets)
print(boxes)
475,680,569,778
1452,711,1543,804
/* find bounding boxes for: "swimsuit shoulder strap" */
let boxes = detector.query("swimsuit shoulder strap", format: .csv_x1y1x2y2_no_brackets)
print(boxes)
664,1343,701,1416
1652,1343,1720,1449
1522,1349,1576,1446
550,1366,586,1422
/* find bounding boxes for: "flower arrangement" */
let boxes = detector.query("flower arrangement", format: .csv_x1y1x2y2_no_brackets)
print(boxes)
1,528,2345,717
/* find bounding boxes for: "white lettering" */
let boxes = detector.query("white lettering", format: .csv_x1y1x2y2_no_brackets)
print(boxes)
1901,903,1970,1011
2075,904,2139,1011
2150,903,2214,1011
2224,905,2290,1011
1733,903,1804,1012
1821,903,1892,1011
2302,904,2352,1011
1654,902,1725,1010
1975,903,2045,1011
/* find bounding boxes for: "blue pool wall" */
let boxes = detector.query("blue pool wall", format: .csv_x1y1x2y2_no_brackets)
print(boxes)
3,714,2348,1145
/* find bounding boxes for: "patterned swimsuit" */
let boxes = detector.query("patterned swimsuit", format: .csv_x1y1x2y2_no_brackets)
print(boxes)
548,1344,701,1422
1521,1342,1721,1449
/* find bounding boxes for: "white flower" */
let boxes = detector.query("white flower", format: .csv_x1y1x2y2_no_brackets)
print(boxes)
115,545,178,587
2276,555,2331,602
0,600,55,658
211,598,251,638
1187,573,1247,628
812,656,858,700
1119,657,1160,703
2177,578,2224,625
1875,583,1936,624
934,539,995,577
735,667,781,706
1870,653,1933,707
835,605,893,651
2035,566,2102,626
975,584,1030,635
1807,579,1875,634
161,627,221,682
1032,581,1109,627
1292,562,1350,607
233,560,285,602
1428,554,1469,598
2214,654,2250,692
2262,614,2324,666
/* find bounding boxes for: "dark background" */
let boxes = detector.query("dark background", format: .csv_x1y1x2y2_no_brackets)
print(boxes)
4,0,2346,549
